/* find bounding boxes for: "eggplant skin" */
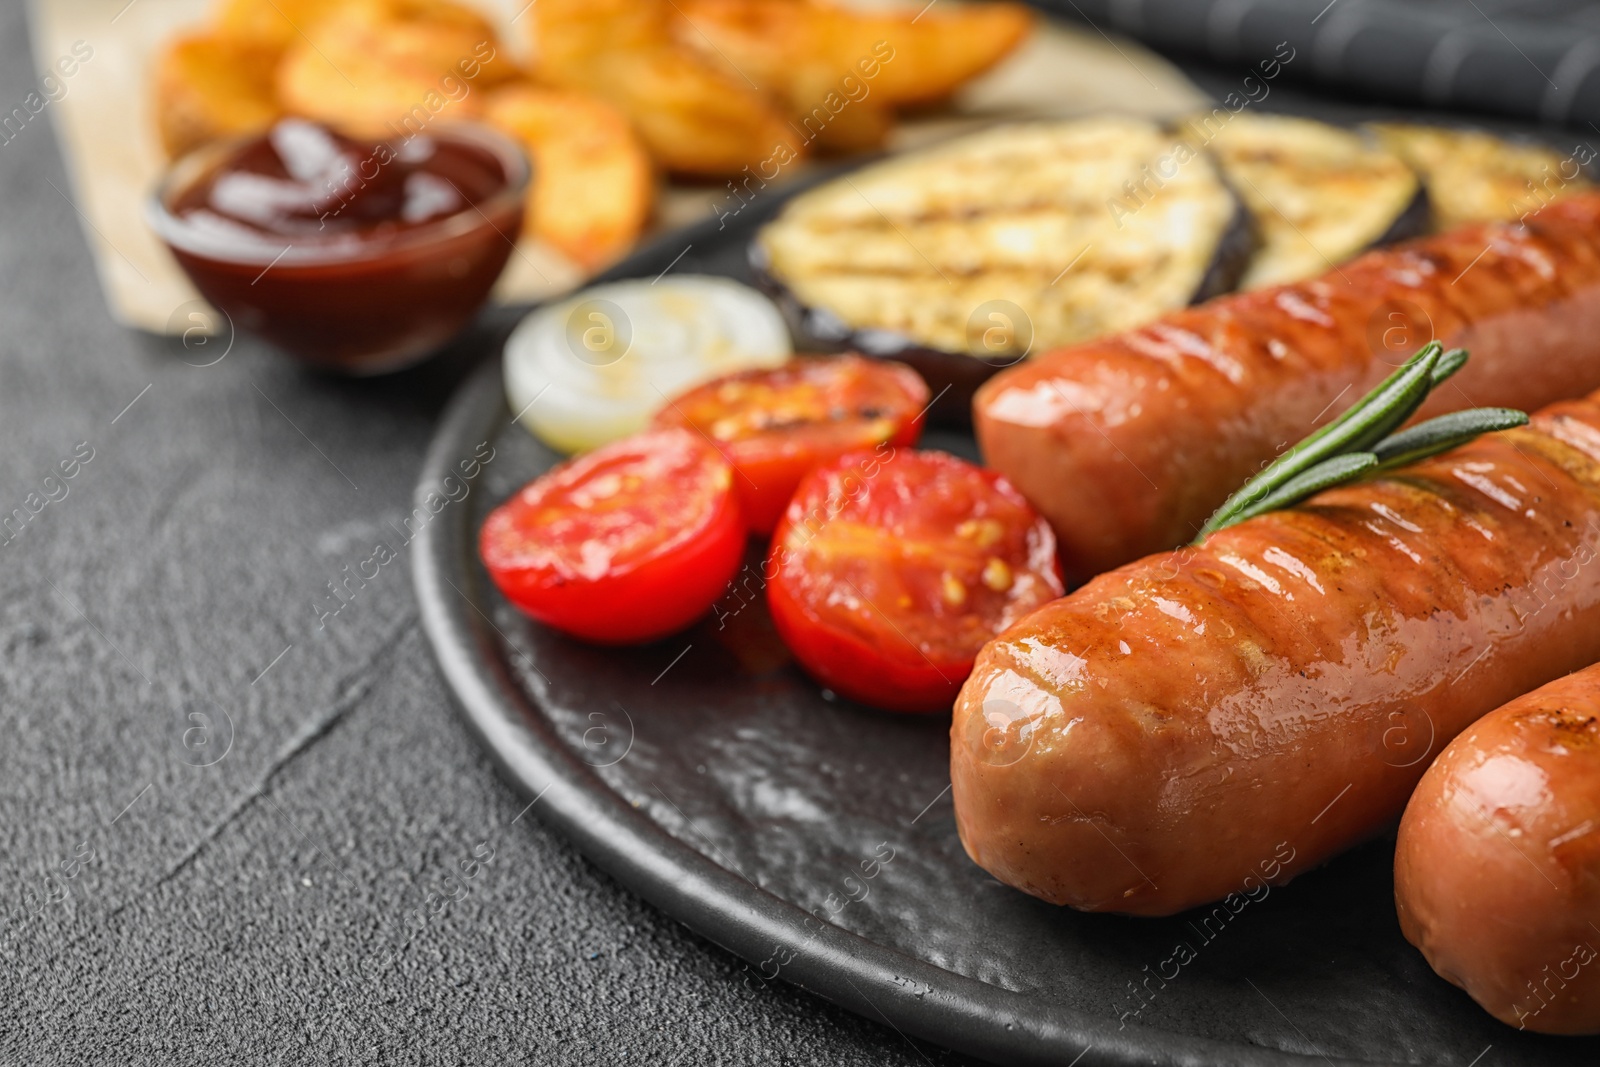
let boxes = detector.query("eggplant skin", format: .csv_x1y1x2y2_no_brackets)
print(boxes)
1195,112,1423,290
752,118,1250,424
1189,201,1256,305
1370,182,1431,247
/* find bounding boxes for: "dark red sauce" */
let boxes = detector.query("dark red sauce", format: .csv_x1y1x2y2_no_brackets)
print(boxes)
153,119,528,373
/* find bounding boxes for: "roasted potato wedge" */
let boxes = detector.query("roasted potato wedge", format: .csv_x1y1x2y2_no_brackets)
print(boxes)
837,0,1033,107
214,0,343,51
532,0,802,177
484,84,654,270
153,30,284,158
1368,122,1594,231
276,0,515,138
675,0,1033,138
216,0,493,49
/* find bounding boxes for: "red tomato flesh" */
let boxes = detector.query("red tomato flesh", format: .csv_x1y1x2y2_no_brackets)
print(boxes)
480,427,744,644
654,355,929,534
767,449,1063,712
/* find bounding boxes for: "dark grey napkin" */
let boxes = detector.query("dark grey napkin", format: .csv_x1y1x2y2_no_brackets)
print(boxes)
1043,0,1600,129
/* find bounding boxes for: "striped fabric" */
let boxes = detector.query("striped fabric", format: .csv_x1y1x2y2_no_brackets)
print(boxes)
1044,0,1600,127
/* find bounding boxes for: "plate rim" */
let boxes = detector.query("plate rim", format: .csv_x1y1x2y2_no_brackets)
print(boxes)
410,205,1381,1063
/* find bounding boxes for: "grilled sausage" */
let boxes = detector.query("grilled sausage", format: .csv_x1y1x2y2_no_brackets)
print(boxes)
1395,664,1600,1035
951,391,1600,916
975,193,1600,584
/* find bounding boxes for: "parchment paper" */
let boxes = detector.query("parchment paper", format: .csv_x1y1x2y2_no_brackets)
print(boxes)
25,0,1206,334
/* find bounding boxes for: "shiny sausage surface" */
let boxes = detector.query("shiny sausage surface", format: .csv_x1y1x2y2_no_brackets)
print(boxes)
952,392,1600,916
1396,664,1600,1035
975,193,1600,584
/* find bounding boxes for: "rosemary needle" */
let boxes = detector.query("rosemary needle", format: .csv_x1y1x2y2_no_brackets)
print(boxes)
1371,407,1528,472
1230,452,1379,525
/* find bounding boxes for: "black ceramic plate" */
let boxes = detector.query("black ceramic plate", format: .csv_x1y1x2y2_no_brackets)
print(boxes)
412,165,1600,1067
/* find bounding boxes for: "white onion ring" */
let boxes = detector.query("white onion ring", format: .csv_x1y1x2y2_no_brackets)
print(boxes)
505,275,792,454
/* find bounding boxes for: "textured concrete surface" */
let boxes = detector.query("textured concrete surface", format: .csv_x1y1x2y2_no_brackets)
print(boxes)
0,3,971,1061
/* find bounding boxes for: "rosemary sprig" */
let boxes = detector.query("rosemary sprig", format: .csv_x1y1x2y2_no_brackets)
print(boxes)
1196,342,1446,538
1194,345,1529,541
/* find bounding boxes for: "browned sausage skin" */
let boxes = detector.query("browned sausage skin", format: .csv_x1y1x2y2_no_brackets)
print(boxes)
975,193,1600,584
952,391,1600,917
1396,664,1600,1035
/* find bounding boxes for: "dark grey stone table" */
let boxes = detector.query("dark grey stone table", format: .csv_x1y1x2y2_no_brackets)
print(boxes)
0,0,1579,1061
0,4,979,1060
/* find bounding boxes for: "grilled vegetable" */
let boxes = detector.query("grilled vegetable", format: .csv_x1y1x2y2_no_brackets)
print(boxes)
504,276,792,455
752,118,1252,420
1368,122,1595,231
1192,113,1425,289
480,428,745,645
768,449,1062,712
652,355,929,534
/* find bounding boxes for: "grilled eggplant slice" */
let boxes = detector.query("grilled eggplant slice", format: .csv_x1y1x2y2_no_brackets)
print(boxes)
1190,113,1425,290
1367,122,1595,232
752,118,1250,421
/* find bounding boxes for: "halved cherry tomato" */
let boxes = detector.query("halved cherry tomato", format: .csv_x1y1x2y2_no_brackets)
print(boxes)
653,355,929,535
480,427,744,644
767,449,1063,712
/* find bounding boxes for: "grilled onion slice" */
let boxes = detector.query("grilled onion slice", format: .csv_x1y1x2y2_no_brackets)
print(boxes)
504,276,791,455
